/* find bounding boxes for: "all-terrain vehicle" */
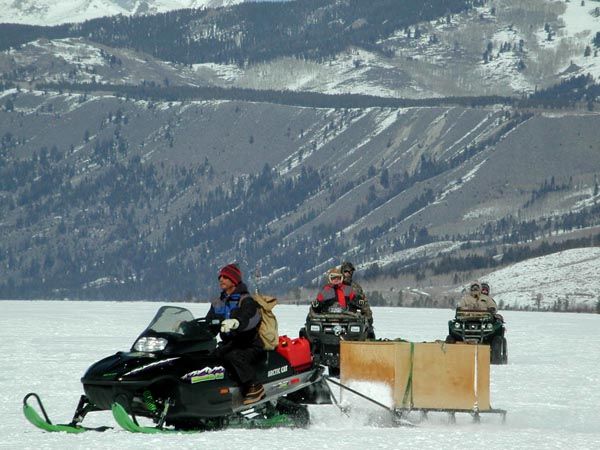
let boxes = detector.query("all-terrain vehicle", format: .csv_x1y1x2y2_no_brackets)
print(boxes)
446,308,507,365
23,305,327,433
300,304,371,377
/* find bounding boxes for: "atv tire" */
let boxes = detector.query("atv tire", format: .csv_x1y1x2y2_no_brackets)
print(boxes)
491,335,507,365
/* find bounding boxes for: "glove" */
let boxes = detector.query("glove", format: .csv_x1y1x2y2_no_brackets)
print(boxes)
220,318,239,333
311,300,319,309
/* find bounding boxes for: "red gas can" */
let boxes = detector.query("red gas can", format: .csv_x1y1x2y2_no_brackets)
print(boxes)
276,335,312,371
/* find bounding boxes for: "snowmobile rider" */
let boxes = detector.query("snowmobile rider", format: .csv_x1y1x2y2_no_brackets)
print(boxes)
206,263,266,405
458,281,498,313
311,267,359,313
341,261,375,338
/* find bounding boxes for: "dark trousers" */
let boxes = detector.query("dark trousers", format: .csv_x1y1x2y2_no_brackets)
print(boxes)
215,341,264,387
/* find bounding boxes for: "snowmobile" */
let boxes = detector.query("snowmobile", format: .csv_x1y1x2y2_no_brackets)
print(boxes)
299,304,370,377
446,308,508,365
23,305,328,433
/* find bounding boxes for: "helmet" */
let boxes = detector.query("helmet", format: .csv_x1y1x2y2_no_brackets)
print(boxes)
469,281,481,293
481,282,490,295
327,267,343,284
340,261,355,274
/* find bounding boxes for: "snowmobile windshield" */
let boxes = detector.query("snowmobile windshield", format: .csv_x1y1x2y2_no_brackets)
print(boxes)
145,306,195,335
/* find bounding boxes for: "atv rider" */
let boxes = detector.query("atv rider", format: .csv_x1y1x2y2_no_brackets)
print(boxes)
206,263,265,405
311,267,359,313
341,261,375,338
480,281,504,322
459,281,498,312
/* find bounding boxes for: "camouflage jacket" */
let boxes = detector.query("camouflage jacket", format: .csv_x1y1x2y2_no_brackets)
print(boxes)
458,293,498,313
347,281,373,323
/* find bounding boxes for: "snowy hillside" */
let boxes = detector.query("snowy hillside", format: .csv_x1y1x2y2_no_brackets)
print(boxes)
192,0,600,98
2,0,600,97
4,301,600,449
355,247,600,311
0,0,244,26
481,247,600,310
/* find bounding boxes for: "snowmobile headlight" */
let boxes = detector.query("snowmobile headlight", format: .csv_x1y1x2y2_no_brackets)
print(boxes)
349,325,361,333
454,322,461,329
133,337,168,352
485,323,493,330
309,324,321,332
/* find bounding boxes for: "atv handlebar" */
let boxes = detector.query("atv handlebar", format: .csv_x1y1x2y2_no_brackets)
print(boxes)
454,308,495,320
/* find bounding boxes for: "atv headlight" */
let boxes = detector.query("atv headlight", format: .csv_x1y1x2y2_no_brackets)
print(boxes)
486,323,493,330
309,324,320,332
454,322,461,329
349,325,361,333
133,337,168,352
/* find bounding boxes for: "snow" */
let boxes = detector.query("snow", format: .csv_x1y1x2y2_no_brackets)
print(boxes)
539,0,600,80
3,300,600,448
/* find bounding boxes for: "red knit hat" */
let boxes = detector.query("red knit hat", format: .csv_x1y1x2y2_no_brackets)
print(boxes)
218,263,242,285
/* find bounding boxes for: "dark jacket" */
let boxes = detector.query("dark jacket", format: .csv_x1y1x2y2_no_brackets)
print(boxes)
206,282,262,349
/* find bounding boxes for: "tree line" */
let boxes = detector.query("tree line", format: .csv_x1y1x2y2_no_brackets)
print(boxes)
0,0,472,65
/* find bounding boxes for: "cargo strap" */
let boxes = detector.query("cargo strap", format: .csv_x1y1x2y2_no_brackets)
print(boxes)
401,342,414,409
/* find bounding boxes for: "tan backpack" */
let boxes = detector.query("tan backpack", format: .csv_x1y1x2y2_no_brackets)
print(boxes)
242,292,279,350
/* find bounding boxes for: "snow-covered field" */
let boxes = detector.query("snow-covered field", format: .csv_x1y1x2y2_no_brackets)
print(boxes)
2,301,600,449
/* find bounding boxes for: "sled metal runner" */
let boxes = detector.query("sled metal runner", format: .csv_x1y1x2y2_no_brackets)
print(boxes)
393,406,507,424
326,376,506,425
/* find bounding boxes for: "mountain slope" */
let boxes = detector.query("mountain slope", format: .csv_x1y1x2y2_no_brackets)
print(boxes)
0,0,244,26
2,0,600,98
2,0,600,300
2,84,600,299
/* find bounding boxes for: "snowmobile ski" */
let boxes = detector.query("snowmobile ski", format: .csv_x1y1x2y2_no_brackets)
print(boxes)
23,393,110,433
111,402,176,433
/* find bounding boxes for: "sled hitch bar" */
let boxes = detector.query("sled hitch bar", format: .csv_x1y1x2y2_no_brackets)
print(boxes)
324,376,415,427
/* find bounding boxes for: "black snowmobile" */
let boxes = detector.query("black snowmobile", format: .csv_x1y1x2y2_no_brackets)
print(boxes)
300,304,370,377
23,305,328,433
446,308,508,365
